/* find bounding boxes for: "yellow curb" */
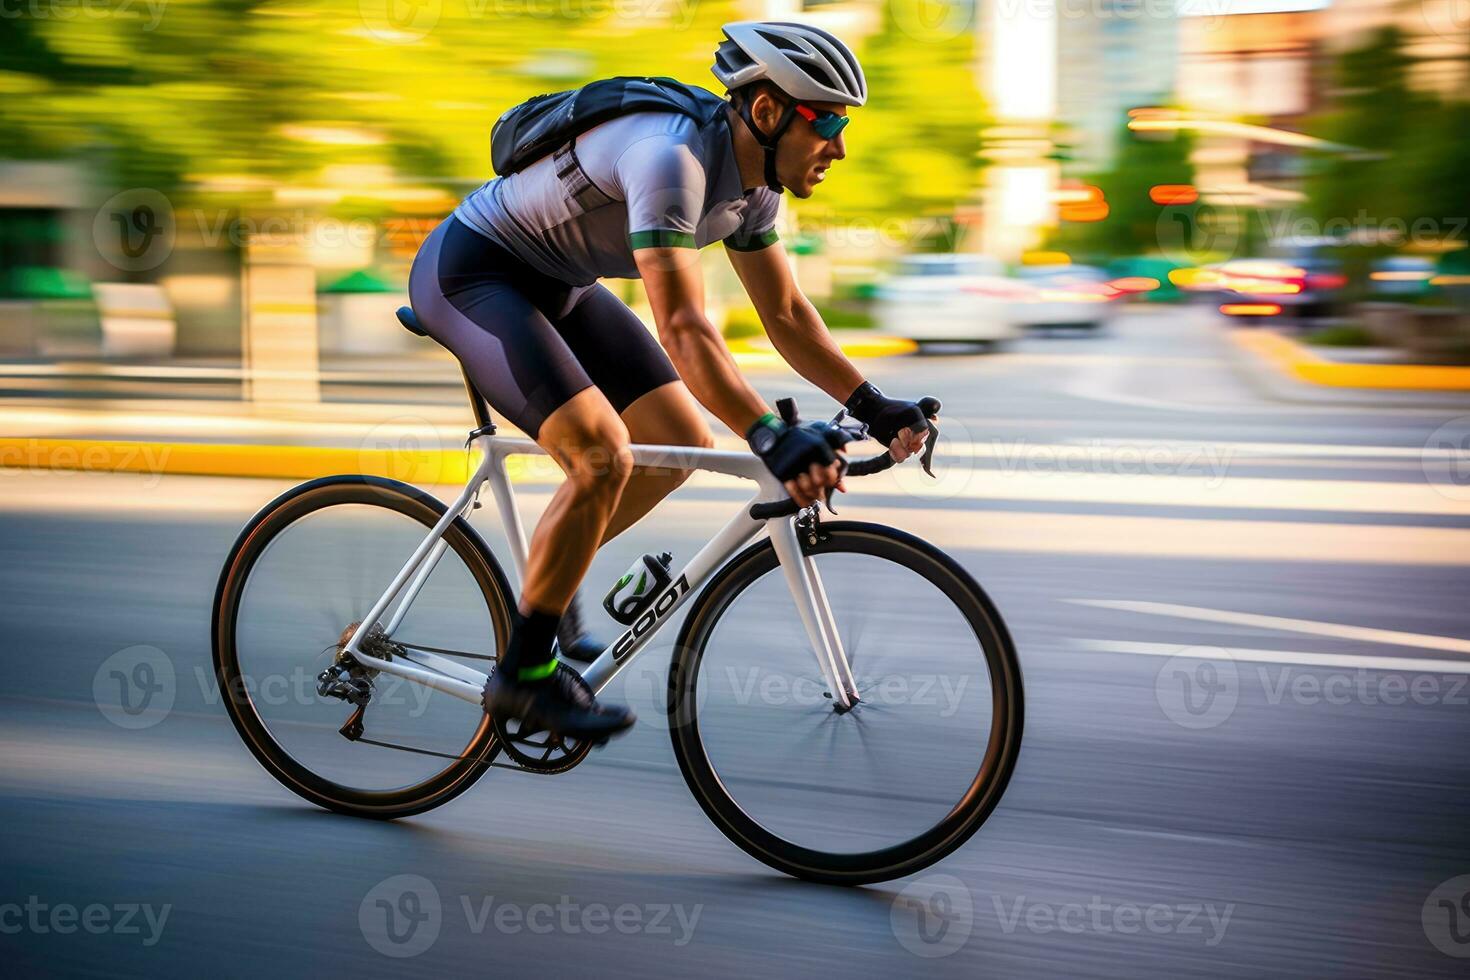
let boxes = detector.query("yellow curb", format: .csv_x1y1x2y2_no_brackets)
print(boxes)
1233,330,1470,391
727,335,917,358
0,438,557,484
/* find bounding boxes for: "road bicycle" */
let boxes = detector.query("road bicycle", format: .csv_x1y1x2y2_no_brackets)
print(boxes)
211,307,1024,885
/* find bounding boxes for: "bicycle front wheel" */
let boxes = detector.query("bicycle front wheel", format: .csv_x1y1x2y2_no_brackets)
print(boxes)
668,521,1023,885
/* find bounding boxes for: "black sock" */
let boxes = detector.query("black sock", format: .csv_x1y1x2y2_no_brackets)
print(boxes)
502,608,560,684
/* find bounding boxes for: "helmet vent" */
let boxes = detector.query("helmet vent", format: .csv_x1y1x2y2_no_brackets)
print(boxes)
794,61,836,90
715,47,753,72
757,30,804,53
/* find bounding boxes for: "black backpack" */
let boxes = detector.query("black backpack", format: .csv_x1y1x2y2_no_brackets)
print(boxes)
490,76,727,176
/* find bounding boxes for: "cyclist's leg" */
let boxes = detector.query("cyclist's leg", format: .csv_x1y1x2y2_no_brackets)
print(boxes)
601,381,712,544
408,219,635,735
520,387,633,620
551,283,713,545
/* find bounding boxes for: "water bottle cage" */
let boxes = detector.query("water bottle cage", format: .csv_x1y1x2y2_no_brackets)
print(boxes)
602,554,673,626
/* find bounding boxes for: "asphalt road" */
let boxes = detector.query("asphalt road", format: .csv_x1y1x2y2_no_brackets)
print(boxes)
3,309,1469,977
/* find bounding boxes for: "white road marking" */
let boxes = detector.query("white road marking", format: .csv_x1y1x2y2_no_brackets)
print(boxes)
1072,638,1470,675
1068,599,1470,655
4,472,1467,566
864,469,1466,517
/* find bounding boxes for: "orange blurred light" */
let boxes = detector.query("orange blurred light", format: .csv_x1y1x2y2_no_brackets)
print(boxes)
1431,274,1470,286
1235,280,1301,295
1149,185,1198,206
1220,303,1281,316
1060,201,1109,222
1370,270,1433,282
1022,251,1071,266
1109,276,1160,293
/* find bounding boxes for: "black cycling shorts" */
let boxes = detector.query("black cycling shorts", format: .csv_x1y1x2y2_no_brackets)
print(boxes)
408,215,679,439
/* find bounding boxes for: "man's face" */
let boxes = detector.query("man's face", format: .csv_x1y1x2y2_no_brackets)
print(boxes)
752,91,850,199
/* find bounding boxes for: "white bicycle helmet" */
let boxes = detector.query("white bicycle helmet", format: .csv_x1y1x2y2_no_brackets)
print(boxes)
712,20,868,107
711,21,867,192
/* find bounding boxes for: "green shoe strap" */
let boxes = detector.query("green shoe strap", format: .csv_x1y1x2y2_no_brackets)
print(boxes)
517,657,559,682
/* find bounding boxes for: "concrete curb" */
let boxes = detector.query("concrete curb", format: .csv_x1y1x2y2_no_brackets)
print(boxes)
1232,329,1470,391
0,437,553,484
727,335,917,358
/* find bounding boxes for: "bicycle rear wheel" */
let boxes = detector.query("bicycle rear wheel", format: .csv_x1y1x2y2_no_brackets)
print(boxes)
668,521,1023,885
212,475,513,819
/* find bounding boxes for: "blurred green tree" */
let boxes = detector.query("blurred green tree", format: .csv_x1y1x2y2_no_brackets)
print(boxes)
1045,114,1195,261
0,0,988,249
1302,26,1469,291
793,0,987,245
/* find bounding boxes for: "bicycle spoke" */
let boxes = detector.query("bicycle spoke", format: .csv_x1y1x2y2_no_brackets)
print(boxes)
839,602,870,672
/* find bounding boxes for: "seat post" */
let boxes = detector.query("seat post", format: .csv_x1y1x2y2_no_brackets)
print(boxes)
461,368,494,432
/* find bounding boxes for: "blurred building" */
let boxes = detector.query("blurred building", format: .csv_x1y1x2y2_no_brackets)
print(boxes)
1177,0,1470,206
1056,0,1180,171
975,0,1180,256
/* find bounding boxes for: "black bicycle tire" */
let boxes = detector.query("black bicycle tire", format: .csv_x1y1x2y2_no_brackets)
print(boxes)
667,521,1024,885
212,475,512,819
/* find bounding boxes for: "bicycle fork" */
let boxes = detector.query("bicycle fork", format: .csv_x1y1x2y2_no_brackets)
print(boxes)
768,516,860,710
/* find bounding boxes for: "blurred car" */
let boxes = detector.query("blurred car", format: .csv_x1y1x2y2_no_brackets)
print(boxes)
874,254,1026,346
1011,264,1119,331
1214,257,1347,321
1106,256,1185,303
1369,256,1436,298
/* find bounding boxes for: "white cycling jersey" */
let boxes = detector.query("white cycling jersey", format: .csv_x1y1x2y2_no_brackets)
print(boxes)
454,106,781,287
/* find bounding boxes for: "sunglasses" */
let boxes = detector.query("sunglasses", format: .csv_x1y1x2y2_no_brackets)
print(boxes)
792,103,850,140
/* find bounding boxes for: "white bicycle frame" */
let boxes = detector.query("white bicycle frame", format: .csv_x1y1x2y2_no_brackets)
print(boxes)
341,431,862,709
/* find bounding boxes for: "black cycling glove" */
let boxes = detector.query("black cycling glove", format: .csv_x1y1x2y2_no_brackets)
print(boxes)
746,413,839,482
844,381,927,449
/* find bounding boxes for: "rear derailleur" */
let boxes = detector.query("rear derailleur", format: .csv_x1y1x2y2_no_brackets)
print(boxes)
317,621,403,740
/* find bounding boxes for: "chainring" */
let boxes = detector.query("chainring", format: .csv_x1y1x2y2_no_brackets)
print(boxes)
489,667,598,775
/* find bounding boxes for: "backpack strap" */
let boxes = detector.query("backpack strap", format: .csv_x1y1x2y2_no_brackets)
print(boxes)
552,140,613,213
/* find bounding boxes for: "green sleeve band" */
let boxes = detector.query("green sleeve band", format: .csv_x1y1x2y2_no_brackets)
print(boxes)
629,230,696,250
724,229,779,252
745,411,781,443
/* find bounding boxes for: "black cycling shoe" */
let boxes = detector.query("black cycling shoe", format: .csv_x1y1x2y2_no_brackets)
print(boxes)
554,593,606,664
553,635,606,664
481,663,636,740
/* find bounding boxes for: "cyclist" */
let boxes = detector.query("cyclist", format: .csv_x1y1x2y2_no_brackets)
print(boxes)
408,21,929,741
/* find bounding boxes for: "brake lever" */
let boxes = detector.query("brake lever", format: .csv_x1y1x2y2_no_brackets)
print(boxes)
823,454,849,515
818,417,856,515
918,417,939,478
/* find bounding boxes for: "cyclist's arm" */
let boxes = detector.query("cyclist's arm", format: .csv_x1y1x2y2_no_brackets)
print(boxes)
633,246,768,435
615,131,771,434
726,241,864,404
